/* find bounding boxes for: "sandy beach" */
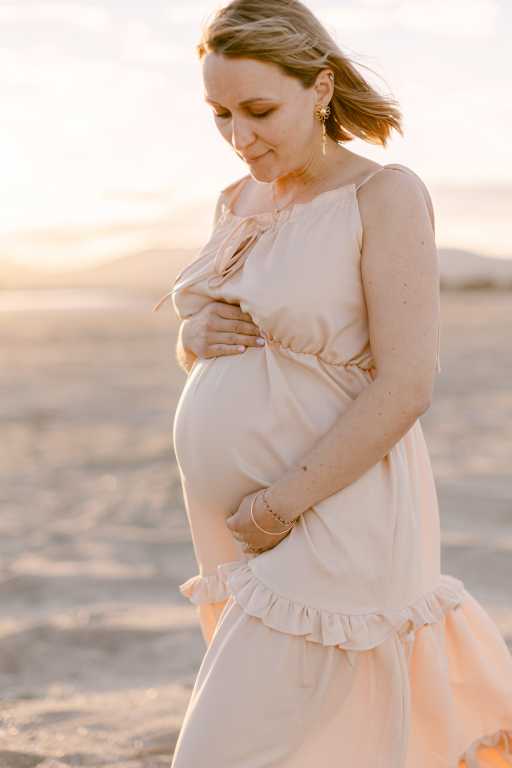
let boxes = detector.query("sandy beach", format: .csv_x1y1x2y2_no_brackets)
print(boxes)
1,288,511,767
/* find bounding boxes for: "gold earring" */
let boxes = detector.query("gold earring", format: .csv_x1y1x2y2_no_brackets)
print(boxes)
314,102,331,156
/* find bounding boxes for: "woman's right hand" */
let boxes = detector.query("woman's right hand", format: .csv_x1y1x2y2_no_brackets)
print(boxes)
181,300,266,360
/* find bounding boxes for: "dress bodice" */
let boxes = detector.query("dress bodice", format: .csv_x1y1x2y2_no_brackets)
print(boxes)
153,162,441,375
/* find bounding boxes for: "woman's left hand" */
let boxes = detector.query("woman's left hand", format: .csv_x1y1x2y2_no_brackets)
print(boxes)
225,490,296,555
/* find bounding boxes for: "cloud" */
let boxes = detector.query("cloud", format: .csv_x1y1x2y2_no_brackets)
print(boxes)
0,2,110,29
166,4,220,26
318,0,499,38
0,43,168,93
119,19,182,64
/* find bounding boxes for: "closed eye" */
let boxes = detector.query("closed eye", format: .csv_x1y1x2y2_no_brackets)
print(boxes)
213,110,274,120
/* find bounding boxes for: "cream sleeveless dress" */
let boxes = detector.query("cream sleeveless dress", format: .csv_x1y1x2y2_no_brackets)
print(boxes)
154,163,512,767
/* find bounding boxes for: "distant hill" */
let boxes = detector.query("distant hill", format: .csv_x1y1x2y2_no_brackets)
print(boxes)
1,247,511,292
438,249,512,289
0,249,196,293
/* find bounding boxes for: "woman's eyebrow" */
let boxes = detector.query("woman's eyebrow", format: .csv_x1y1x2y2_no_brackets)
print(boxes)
204,96,279,106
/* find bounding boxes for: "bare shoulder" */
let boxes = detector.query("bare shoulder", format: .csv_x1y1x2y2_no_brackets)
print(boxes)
216,173,253,217
211,174,249,226
357,164,435,234
220,173,252,205
220,173,250,197
355,164,440,398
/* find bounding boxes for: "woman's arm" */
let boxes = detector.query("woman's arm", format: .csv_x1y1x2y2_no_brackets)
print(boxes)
265,168,441,522
175,191,227,374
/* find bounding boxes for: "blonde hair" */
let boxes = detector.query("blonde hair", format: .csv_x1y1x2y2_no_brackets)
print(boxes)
196,0,403,147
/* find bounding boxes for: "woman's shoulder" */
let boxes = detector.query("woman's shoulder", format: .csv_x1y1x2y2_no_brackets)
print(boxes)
220,173,250,196
210,174,250,227
357,162,435,234
355,162,427,193
219,174,251,206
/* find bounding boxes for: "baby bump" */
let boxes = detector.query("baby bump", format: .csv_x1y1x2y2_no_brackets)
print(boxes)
172,345,356,514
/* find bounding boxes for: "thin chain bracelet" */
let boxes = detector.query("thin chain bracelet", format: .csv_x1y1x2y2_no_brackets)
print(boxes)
250,491,295,536
262,487,300,527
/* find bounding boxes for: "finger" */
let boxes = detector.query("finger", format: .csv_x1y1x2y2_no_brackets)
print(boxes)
207,331,265,349
210,301,247,318
204,343,248,356
211,316,262,336
212,302,256,325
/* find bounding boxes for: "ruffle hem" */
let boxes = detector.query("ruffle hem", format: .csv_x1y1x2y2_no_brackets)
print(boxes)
179,559,512,767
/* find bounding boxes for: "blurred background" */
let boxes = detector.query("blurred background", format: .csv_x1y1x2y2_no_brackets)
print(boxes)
1,1,511,766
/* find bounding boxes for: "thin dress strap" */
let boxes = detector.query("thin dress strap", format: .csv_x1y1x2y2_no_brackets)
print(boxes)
356,164,435,234
355,163,441,374
355,163,413,192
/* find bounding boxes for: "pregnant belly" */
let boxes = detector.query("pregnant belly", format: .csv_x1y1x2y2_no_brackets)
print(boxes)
172,345,357,513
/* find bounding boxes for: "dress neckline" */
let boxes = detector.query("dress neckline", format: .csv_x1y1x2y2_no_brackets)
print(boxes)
222,175,358,222
221,164,415,222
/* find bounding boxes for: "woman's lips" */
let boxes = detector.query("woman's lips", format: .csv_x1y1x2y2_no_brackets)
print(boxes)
247,150,270,161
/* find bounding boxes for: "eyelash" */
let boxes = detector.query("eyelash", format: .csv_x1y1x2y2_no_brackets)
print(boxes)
214,110,273,120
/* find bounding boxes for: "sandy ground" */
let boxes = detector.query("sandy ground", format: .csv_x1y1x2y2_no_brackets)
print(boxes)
0,289,511,767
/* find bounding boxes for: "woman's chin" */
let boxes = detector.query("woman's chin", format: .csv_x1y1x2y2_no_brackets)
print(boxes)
248,151,274,176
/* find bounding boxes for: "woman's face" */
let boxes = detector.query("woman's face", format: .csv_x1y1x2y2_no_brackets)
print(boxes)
202,52,330,181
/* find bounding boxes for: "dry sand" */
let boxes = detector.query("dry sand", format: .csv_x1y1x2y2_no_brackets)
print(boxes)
0,289,511,767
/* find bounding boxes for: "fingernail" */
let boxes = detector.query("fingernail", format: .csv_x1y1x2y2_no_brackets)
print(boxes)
256,337,265,345
238,345,246,352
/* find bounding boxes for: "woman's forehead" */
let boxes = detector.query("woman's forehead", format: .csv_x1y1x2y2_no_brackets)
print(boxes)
203,53,283,84
202,54,292,101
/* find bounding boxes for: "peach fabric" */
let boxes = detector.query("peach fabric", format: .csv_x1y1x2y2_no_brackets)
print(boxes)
155,164,512,766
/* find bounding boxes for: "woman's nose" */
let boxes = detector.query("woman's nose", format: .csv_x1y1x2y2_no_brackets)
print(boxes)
231,119,256,155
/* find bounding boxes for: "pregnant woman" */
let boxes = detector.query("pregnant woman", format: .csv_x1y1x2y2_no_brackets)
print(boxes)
153,1,512,765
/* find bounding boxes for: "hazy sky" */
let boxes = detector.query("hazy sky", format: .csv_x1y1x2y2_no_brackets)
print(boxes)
1,0,511,270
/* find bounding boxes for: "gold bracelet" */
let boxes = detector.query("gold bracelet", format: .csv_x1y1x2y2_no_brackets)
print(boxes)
261,487,300,527
250,491,295,536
